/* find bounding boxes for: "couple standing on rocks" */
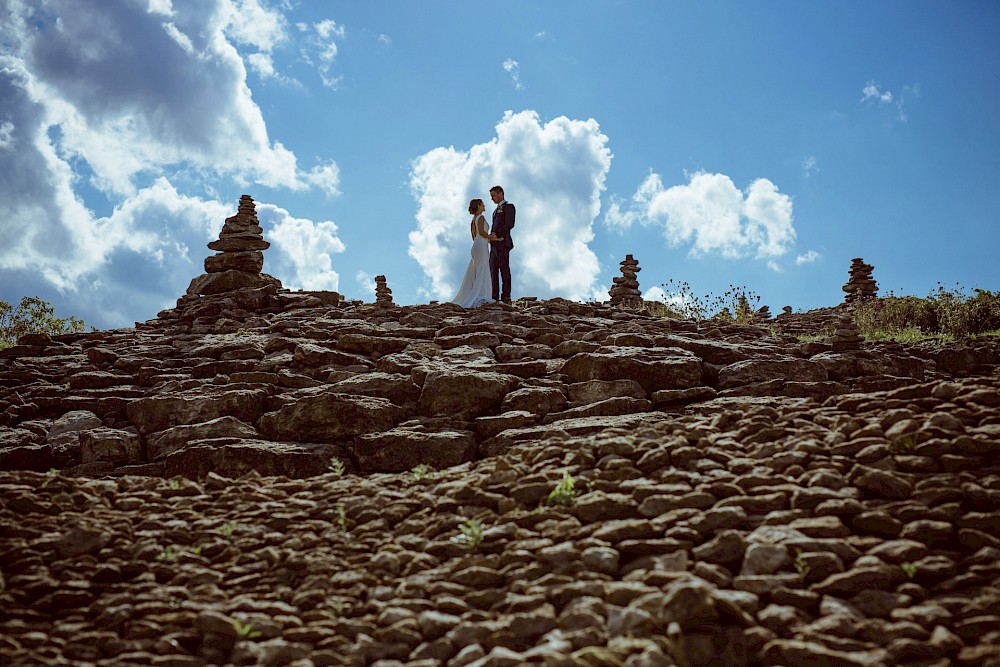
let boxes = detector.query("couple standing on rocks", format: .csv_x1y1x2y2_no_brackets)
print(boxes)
452,185,516,308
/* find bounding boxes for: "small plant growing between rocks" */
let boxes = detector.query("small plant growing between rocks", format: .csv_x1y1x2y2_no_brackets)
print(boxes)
889,435,918,454
190,545,203,556
793,548,809,581
411,464,435,480
168,479,181,490
40,468,58,489
901,562,918,579
232,619,262,640
547,472,579,507
156,545,179,562
329,458,346,476
336,504,347,532
451,518,484,549
328,598,349,617
217,521,238,537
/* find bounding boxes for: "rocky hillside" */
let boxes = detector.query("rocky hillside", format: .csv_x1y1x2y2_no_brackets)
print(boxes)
2,196,999,666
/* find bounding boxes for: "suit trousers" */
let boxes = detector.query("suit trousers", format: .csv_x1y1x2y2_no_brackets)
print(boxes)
489,244,511,301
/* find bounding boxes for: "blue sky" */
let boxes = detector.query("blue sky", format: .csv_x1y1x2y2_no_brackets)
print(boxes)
2,0,998,329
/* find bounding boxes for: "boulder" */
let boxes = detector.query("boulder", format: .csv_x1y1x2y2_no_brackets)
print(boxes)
126,386,269,435
258,390,403,442
561,347,702,393
418,369,519,418
717,357,828,389
351,428,477,473
163,440,337,479
146,416,260,460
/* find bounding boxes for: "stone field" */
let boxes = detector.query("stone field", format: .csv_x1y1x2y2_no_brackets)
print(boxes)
1,196,999,666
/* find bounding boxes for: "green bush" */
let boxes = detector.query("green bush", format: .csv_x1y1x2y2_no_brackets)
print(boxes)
0,296,88,348
854,284,1000,340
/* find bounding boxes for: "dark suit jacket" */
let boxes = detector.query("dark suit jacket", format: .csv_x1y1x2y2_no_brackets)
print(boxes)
491,201,515,251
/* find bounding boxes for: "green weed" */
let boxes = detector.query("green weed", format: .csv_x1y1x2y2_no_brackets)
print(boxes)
217,521,238,537
329,458,346,476
547,472,579,507
232,619,262,640
412,464,435,480
451,518,484,548
889,435,918,454
156,545,179,562
328,599,349,617
901,562,918,579
793,548,809,581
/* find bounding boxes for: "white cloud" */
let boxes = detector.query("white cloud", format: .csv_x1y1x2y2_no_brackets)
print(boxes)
861,80,917,123
0,0,343,326
861,80,893,105
0,120,14,150
643,284,696,314
409,110,611,301
355,270,375,298
223,0,288,53
377,34,391,45
605,170,796,261
303,161,341,197
261,203,345,291
298,18,345,88
1,0,335,195
502,59,523,91
802,155,818,178
796,250,820,265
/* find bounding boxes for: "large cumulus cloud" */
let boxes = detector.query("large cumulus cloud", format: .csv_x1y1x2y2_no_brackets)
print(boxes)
0,0,344,327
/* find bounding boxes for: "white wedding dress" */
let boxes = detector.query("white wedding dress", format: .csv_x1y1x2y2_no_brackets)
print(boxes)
452,215,493,308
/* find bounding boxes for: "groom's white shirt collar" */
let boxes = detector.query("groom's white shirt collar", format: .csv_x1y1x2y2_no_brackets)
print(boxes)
495,199,507,210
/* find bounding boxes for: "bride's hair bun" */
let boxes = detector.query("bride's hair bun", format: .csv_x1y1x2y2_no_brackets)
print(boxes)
468,198,484,214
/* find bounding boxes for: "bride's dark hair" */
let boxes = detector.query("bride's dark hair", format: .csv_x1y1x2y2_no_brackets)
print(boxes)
468,198,484,214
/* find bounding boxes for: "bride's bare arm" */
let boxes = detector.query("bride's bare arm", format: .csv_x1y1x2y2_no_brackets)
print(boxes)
477,216,489,239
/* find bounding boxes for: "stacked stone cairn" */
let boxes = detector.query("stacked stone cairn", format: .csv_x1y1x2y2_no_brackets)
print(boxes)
186,195,282,297
609,254,642,308
374,275,394,308
843,257,878,304
829,313,864,351
753,305,771,322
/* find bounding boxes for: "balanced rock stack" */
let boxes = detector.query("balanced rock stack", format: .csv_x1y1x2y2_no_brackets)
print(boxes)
374,275,394,308
829,313,864,351
843,257,878,304
753,305,771,322
186,195,282,296
609,254,642,307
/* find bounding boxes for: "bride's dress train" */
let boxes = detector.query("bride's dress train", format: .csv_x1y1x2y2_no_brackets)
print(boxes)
452,217,493,308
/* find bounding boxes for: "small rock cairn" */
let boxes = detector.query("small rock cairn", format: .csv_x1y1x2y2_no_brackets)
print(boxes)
186,195,282,296
374,275,394,308
843,257,878,304
609,254,642,308
830,314,863,351
753,305,771,322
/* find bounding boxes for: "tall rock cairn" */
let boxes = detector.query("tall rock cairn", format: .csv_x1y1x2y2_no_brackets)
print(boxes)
374,275,394,308
843,258,878,304
609,255,642,308
186,195,282,296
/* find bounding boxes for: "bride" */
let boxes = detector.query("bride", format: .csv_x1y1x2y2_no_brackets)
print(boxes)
452,198,494,308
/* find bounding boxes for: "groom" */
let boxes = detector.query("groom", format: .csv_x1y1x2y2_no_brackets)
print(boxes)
488,185,515,303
